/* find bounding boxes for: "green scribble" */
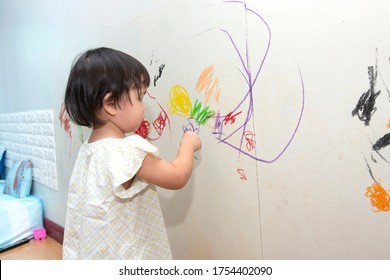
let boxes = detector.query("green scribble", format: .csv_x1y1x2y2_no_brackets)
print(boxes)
77,125,85,143
190,99,215,125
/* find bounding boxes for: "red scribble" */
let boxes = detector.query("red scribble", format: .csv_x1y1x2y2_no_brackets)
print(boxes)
145,91,172,141
135,120,150,139
224,111,242,125
244,131,256,152
237,168,247,180
59,103,72,139
153,111,168,137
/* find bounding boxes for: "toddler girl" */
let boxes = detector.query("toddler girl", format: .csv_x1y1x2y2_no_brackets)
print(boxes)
62,47,201,259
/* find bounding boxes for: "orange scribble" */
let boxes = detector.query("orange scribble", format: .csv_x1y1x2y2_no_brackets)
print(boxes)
195,65,221,104
365,181,390,212
387,119,390,128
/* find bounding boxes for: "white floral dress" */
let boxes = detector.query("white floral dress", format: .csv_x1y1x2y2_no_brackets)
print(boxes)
63,135,172,259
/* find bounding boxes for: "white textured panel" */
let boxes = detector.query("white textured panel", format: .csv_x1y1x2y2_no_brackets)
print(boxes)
0,110,58,190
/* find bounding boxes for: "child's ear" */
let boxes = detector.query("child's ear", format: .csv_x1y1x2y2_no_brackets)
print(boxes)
102,93,117,116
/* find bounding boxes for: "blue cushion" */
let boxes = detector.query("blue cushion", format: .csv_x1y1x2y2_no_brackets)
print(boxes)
0,145,5,180
3,160,33,198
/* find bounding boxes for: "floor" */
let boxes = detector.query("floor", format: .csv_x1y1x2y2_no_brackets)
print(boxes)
0,236,62,260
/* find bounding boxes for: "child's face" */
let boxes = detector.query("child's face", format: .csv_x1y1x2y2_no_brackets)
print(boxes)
115,87,147,133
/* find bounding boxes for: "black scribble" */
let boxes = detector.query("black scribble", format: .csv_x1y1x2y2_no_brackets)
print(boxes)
378,61,390,102
374,48,390,102
370,138,390,164
352,66,381,125
364,157,378,183
371,135,390,164
370,153,377,163
373,133,390,151
153,64,165,87
372,149,390,164
149,54,155,66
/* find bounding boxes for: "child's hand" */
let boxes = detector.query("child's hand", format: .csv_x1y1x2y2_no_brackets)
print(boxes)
181,131,202,152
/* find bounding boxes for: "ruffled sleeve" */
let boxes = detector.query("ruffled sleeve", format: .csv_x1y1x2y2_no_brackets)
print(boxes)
107,135,160,199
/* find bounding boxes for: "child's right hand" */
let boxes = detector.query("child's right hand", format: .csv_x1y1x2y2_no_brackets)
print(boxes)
138,130,202,190
181,131,202,152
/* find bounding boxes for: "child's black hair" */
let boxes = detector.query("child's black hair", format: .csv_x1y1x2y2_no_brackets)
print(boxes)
64,47,150,127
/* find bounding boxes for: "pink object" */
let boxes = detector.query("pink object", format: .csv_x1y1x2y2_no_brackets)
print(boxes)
34,228,46,240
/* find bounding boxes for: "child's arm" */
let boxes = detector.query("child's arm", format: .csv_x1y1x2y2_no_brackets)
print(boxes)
136,131,201,190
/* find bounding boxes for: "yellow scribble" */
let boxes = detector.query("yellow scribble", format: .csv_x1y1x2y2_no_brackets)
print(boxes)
167,85,192,117
195,65,221,104
365,181,390,212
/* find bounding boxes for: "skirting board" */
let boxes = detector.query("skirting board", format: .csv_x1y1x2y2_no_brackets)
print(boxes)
44,218,64,245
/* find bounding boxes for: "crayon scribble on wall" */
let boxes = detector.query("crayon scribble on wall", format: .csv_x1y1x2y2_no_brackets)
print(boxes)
137,1,305,180
195,64,221,104
352,49,390,213
136,91,171,141
59,103,72,148
167,84,215,133
366,181,390,212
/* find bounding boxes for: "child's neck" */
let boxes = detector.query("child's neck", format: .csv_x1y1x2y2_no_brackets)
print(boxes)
88,123,126,143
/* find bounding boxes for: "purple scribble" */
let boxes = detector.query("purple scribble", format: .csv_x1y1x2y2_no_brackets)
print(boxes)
183,118,200,134
208,0,305,163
